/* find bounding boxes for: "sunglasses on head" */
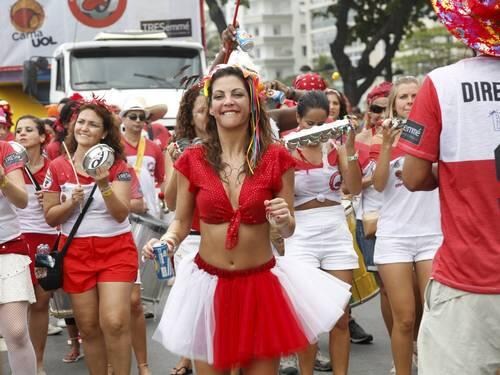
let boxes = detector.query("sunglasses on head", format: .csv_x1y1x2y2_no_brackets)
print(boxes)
127,113,146,122
369,104,386,114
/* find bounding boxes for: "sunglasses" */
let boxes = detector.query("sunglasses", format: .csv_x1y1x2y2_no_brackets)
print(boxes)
127,113,146,122
369,104,386,114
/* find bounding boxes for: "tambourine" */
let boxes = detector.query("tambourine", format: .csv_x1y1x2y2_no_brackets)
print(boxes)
8,141,29,164
389,118,407,130
282,119,351,150
82,144,115,176
9,141,42,190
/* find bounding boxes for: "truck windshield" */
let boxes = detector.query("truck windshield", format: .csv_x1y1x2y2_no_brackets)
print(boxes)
70,46,202,90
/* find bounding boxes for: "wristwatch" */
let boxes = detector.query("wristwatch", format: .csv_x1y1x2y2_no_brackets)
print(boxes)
347,153,359,162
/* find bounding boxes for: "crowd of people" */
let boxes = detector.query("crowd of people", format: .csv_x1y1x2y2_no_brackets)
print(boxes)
0,1,498,375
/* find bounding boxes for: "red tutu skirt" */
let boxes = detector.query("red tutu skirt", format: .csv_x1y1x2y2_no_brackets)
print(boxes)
154,252,351,370
196,255,309,369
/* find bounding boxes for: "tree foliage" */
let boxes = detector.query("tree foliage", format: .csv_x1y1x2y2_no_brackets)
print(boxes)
393,26,473,77
322,0,435,105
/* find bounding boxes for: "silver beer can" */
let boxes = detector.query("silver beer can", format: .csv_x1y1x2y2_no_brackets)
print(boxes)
235,29,255,52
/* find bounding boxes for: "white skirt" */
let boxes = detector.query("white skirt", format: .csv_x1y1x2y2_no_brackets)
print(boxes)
0,254,36,304
173,233,201,271
153,251,351,367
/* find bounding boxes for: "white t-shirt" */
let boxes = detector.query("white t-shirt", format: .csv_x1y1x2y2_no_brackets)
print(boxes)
43,156,132,237
376,155,441,237
123,137,165,218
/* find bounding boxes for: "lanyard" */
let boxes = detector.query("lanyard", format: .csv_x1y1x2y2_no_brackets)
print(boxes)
134,136,146,174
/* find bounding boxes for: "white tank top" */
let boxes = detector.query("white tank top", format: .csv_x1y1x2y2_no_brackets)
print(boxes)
294,144,343,207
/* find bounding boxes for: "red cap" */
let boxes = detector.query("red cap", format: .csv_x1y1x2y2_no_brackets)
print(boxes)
292,73,328,91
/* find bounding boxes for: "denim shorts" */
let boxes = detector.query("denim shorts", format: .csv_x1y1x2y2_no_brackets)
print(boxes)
355,220,377,271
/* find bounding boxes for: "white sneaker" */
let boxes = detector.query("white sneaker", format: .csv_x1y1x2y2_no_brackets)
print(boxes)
47,323,63,336
389,361,396,374
56,319,67,328
280,355,298,374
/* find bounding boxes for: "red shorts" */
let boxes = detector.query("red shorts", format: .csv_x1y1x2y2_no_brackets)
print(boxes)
59,232,138,293
23,232,59,285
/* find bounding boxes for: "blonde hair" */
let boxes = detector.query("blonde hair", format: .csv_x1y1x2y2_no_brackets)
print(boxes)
385,76,419,119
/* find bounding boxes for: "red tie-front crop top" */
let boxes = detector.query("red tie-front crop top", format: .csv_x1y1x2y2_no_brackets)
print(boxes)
174,143,296,249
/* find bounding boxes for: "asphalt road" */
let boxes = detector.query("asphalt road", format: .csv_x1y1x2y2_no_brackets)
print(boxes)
1,285,416,375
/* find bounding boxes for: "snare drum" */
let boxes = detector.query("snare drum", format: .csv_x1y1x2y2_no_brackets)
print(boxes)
130,213,169,304
49,289,73,319
344,202,380,307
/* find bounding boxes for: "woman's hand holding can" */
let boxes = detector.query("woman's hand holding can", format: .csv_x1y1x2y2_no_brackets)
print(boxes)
142,238,159,260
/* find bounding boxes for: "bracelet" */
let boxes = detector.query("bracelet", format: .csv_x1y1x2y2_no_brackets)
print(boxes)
160,234,179,252
346,152,359,162
0,176,8,189
100,185,113,197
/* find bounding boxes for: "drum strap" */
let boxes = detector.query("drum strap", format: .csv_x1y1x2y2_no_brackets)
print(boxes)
134,136,146,175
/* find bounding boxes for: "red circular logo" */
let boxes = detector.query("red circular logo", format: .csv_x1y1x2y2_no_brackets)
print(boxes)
68,0,127,28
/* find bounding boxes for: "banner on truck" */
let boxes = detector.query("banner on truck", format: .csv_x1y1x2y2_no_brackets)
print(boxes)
1,0,203,71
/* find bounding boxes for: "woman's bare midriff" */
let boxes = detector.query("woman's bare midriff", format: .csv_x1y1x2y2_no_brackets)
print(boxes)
295,199,340,211
198,221,274,270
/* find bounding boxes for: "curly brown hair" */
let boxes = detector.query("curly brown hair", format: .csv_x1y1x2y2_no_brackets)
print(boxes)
175,84,204,141
205,66,275,176
66,103,126,161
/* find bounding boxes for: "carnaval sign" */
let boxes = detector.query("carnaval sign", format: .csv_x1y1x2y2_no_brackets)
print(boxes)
0,0,202,71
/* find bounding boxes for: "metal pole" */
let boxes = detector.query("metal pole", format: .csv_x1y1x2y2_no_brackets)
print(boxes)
223,0,241,64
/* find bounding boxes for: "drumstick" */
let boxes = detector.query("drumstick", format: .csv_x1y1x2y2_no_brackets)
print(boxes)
62,141,82,212
223,0,241,64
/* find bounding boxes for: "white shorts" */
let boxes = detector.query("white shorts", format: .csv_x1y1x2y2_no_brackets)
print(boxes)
374,234,442,264
0,254,36,304
284,205,358,271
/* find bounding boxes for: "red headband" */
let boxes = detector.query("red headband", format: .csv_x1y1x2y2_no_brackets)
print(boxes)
367,81,393,105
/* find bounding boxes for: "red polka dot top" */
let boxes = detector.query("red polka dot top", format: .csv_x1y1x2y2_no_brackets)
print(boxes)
175,143,295,249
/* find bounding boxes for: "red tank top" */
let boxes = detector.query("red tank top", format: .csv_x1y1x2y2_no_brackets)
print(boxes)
174,143,295,249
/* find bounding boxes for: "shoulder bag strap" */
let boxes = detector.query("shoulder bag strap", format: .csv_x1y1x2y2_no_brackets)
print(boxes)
59,184,98,258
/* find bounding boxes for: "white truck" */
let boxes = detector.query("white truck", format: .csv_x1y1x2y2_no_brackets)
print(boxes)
24,31,206,127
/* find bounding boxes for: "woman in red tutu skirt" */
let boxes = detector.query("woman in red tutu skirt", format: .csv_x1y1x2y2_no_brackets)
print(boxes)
143,65,351,374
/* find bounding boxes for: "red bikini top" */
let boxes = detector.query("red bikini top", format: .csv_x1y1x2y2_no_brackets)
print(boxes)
175,143,295,249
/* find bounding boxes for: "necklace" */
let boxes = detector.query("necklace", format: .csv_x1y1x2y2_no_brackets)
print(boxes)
221,162,245,185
